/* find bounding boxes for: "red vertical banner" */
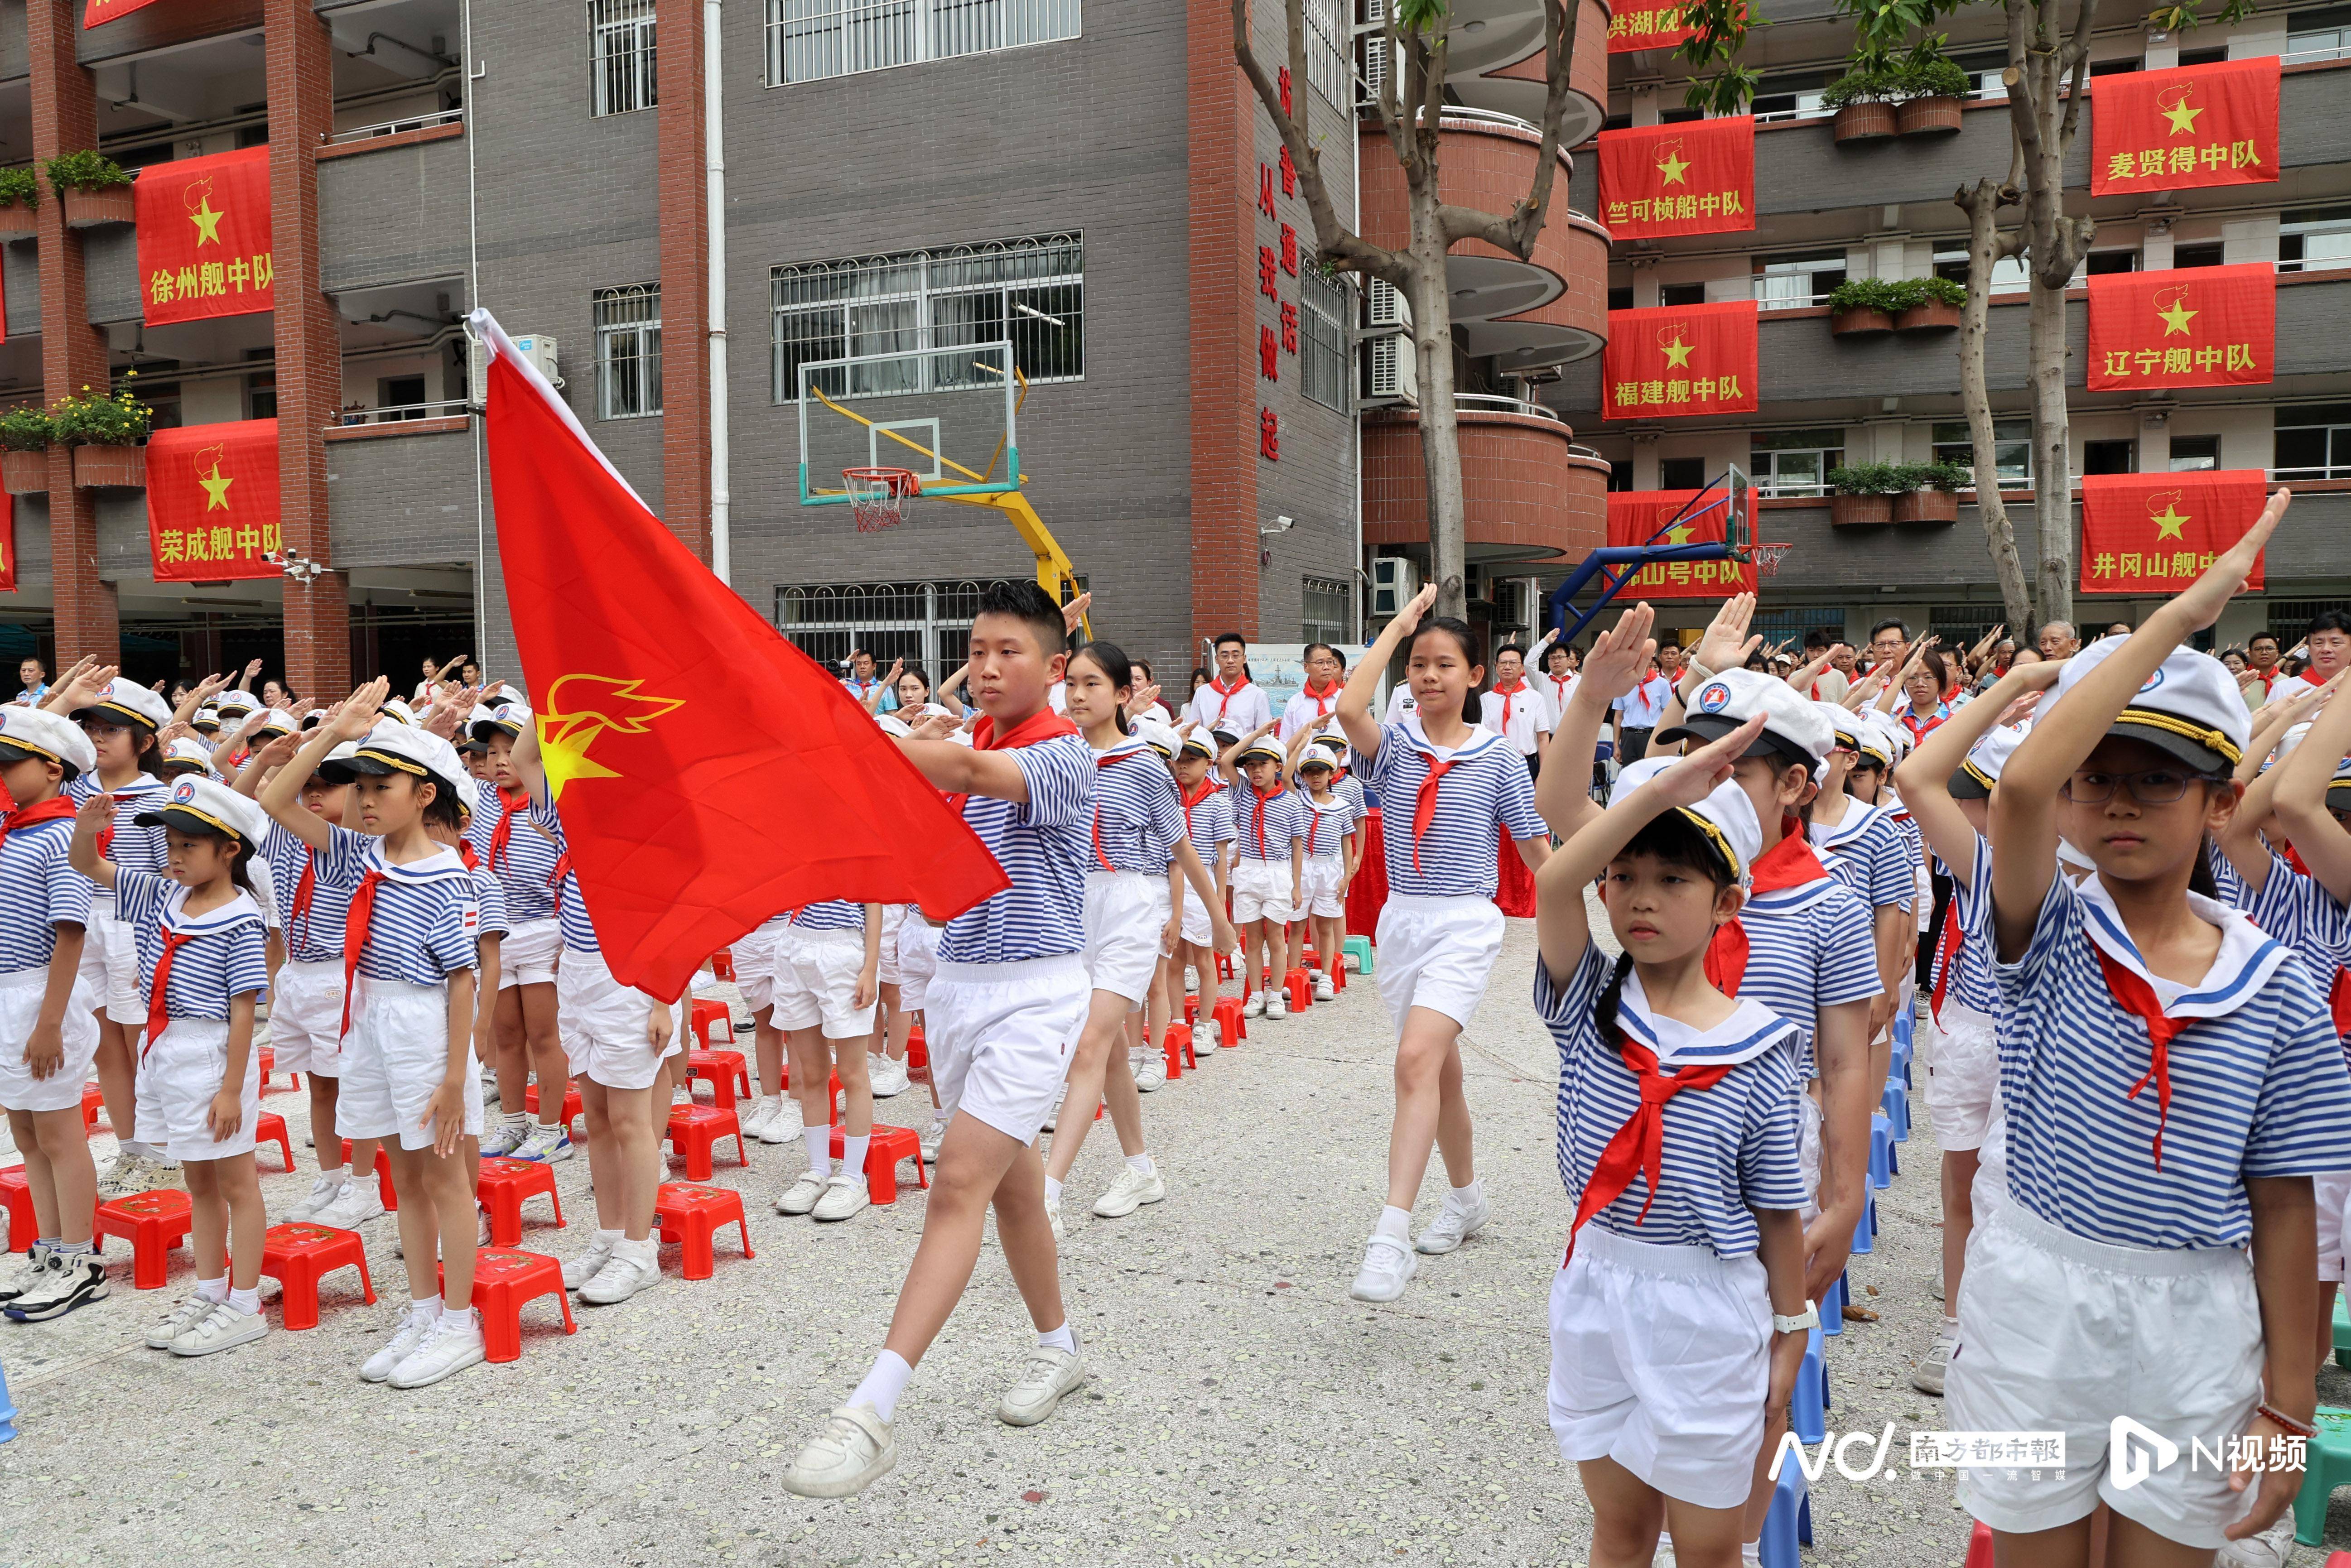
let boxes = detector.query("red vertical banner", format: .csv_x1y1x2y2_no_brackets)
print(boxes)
2086,263,2274,391
0,491,14,593
2080,470,2268,595
135,146,274,326
2091,56,2279,196
145,420,283,582
1598,118,1756,239
1609,0,1697,51
1601,301,1760,421
84,0,166,24
1607,491,1758,598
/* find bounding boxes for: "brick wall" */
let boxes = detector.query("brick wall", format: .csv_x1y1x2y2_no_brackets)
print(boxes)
656,0,709,563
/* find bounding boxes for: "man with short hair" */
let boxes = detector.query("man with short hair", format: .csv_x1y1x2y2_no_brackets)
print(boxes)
842,649,896,712
1805,630,1852,703
2273,610,2351,702
2243,631,2285,704
15,655,46,705
1187,632,1271,737
2035,620,2080,660
1610,650,1675,764
1866,619,1908,674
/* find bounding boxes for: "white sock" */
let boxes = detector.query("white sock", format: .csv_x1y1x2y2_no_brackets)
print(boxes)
227,1285,260,1315
842,1134,870,1179
1943,1314,1960,1336
1375,1206,1411,1243
804,1125,831,1178
1742,1540,1763,1565
1126,1152,1156,1178
595,1227,625,1246
444,1304,478,1329
411,1294,443,1323
1036,1322,1076,1356
1448,1178,1483,1209
851,1348,914,1424
1044,1176,1063,1207
506,1109,530,1130
195,1275,229,1304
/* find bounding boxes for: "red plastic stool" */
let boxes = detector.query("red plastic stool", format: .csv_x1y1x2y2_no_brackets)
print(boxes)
338,1139,398,1210
828,1124,929,1203
0,1165,33,1251
523,1081,584,1135
475,1156,566,1247
1284,968,1313,1013
654,1182,755,1279
1161,1023,1189,1080
688,998,736,1050
1965,1521,1992,1568
258,1221,376,1330
81,1082,105,1133
96,1189,193,1289
258,1044,300,1094
687,1049,751,1109
1181,993,1198,1028
1215,952,1234,981
906,1027,929,1083
665,1104,746,1181
1330,961,1347,993
255,1111,295,1172
708,949,736,982
1212,995,1246,1045
460,1248,576,1362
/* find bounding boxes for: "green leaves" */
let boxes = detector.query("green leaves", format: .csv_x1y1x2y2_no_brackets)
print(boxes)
1394,0,1449,33
0,168,39,209
0,406,53,452
43,150,132,195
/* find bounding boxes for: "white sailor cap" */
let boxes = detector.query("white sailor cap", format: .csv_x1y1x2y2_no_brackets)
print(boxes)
1657,669,1834,772
1609,755,1764,882
2051,635,2250,774
0,704,96,777
134,774,269,848
72,677,172,732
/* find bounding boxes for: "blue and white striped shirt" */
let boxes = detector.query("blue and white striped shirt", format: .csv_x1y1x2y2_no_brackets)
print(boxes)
1735,872,1883,1079
2245,852,2351,1007
113,871,269,1020
472,866,510,943
319,826,481,983
1300,795,1355,861
1333,773,1368,825
1811,802,1914,913
1996,873,2351,1249
1931,834,2001,1019
937,731,1095,966
0,813,90,970
525,798,600,954
71,772,169,894
1232,787,1307,864
1364,722,1545,898
1537,944,1809,1257
790,901,867,934
468,789,561,925
260,825,346,967
1178,784,1236,865
1091,739,1187,876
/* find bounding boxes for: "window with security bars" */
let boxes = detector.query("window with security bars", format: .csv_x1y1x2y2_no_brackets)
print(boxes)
593,285,663,419
1927,606,2002,650
1302,576,1352,645
771,234,1084,402
766,0,1080,85
776,578,1084,676
2269,599,2351,644
1300,268,1349,413
1301,0,1348,108
590,0,658,115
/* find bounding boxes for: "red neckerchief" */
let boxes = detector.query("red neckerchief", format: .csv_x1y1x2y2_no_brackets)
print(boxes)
487,787,529,871
2256,667,2279,695
339,869,387,1038
143,929,192,1057
1248,785,1286,858
2284,842,2312,878
1544,673,1575,710
1633,673,1670,715
2091,942,2190,1171
458,841,481,872
1563,1035,1741,1265
1209,676,1248,726
549,850,571,887
1703,821,1831,994
944,709,1081,815
0,795,78,852
1409,748,1469,874
1180,777,1222,844
289,846,322,952
1301,678,1339,721
1306,798,1341,854
1089,749,1146,873
1492,678,1528,734
1901,709,1947,744
1930,890,1965,1027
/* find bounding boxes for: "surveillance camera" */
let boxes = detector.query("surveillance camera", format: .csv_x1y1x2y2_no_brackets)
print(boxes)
1259,515,1296,537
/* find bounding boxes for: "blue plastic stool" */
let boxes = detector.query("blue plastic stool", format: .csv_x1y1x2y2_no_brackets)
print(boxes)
1851,1189,1876,1255
0,1348,15,1442
2335,1297,2351,1370
1820,1268,1850,1336
1341,935,1373,976
1882,1079,1910,1142
1758,1455,1813,1568
1868,1113,1893,1192
1791,1322,1830,1443
1893,1008,1913,1049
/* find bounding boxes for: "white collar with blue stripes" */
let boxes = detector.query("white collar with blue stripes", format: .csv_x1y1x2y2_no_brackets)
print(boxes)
159,885,264,935
1619,969,1799,1068
1808,798,1886,850
1399,716,1506,763
2078,872,2286,1020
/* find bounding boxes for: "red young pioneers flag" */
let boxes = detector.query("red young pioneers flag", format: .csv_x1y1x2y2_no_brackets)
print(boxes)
472,309,1009,1000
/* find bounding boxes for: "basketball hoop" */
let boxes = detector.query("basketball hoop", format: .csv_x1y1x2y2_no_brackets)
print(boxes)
1750,541,1794,578
843,467,921,533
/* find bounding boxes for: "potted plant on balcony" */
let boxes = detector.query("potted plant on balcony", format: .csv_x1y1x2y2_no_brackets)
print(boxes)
1892,45,1973,136
1826,462,1904,525
1891,275,1966,332
1827,278,1902,337
45,151,135,229
52,381,152,488
1823,64,1900,143
1892,460,1971,523
0,406,50,495
0,168,38,241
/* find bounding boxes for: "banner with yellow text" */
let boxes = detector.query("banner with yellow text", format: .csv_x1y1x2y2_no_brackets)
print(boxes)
1602,301,1759,421
135,147,273,326
1607,490,1757,599
1598,118,1755,240
146,420,281,582
2086,263,2274,391
2080,469,2267,595
2091,57,2279,196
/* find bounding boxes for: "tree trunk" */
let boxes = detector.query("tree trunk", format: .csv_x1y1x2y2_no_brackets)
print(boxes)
2027,273,2075,628
1409,183,1469,620
1954,178,2035,635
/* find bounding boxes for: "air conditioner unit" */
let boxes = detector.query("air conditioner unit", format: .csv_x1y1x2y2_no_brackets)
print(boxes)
467,333,562,408
1363,332,1417,404
1354,0,1397,109
1366,277,1409,330
1370,555,1420,619
1494,577,1541,633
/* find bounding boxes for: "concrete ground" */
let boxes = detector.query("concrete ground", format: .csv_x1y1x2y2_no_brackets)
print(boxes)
2,914,2346,1567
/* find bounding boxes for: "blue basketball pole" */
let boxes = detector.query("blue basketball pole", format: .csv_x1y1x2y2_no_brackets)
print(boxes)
1544,473,1751,646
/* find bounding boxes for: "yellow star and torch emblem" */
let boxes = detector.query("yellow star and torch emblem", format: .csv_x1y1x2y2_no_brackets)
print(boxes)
536,673,684,798
2150,499,2191,540
1654,143,1691,186
1659,331,1695,369
2159,85,2203,136
195,444,233,511
184,174,224,245
2155,286,2198,337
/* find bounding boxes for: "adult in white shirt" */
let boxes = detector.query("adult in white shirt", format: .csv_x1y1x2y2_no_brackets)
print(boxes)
1611,646,1678,763
1536,635,1578,719
2268,611,2351,703
1185,632,1271,736
1478,642,1552,776
1279,642,1349,741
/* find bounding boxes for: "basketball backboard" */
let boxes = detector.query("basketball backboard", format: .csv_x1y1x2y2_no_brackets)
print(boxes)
796,340,1022,508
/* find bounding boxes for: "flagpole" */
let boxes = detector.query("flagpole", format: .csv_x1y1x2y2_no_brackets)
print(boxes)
704,0,731,586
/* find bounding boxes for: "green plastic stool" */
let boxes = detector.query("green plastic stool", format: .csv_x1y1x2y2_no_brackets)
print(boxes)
1342,936,1373,976
2292,1406,2351,1545
2334,1297,2350,1371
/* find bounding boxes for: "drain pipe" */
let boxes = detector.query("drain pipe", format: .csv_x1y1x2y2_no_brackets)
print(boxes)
704,0,731,584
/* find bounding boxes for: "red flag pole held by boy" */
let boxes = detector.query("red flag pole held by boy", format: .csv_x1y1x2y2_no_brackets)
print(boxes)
467,309,1008,1001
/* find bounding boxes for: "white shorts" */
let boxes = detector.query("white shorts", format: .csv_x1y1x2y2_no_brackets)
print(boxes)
337,978,484,1152
1081,871,1163,1007
770,926,876,1040
1797,1089,1823,1229
1180,870,1224,948
1923,1002,1999,1152
1547,1226,1772,1510
2317,1170,2351,1283
1971,1111,2009,1224
75,902,143,1026
143,1018,262,1163
927,954,1089,1142
555,945,683,1091
0,965,99,1113
1229,857,1294,926
733,916,788,1013
896,914,939,1015
1375,894,1504,1034
1948,1204,2261,1547
267,959,347,1079
1299,856,1345,919
500,917,561,991
877,904,906,988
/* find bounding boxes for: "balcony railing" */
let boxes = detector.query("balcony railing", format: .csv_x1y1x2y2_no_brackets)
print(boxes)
1456,392,1565,421
333,399,470,428
1408,103,1543,137
323,107,464,147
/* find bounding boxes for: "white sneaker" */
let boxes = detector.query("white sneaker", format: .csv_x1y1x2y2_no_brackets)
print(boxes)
1183,966,1198,994
1092,1165,1166,1218
286,1173,344,1222
1131,1049,1166,1092
146,1292,217,1348
563,1233,619,1290
998,1335,1087,1427
1349,1233,1417,1303
1313,973,1335,1002
1415,1189,1493,1255
170,1302,268,1357
1263,988,1286,1021
867,1054,911,1098
775,1170,829,1216
96,1151,149,1199
579,1240,662,1305
780,1404,896,1498
1045,1191,1065,1243
756,1097,804,1145
918,1121,945,1164
812,1172,871,1223
741,1097,778,1139
388,1312,488,1389
478,1116,530,1157
361,1307,439,1382
1195,1021,1219,1053
1911,1333,1956,1396
314,1181,385,1230
510,1123,573,1163
1242,990,1265,1020
2216,1516,2300,1568
0,1246,50,1305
